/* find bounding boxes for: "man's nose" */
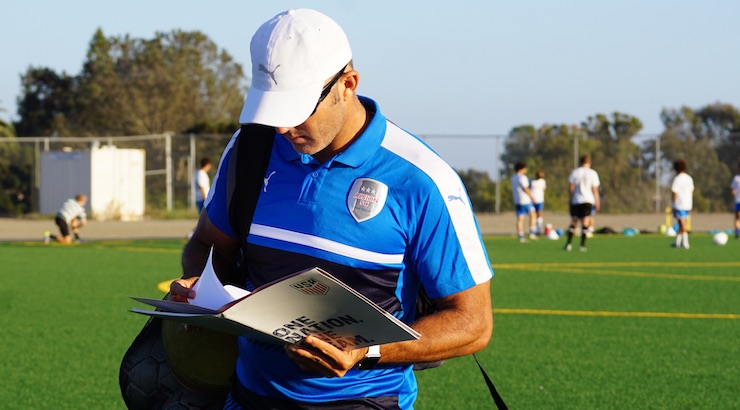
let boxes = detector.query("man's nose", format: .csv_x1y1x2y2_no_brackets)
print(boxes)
276,127,290,134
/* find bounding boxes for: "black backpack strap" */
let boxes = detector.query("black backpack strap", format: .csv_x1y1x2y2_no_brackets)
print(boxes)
473,354,508,409
226,124,275,285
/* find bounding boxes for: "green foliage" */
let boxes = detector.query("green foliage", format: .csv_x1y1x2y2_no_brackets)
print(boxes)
0,110,15,138
658,105,736,211
14,67,77,136
0,138,33,215
458,169,497,212
492,106,738,214
13,28,246,137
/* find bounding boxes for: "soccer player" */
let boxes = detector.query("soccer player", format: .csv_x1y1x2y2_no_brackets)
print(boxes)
671,159,694,249
45,194,87,244
511,161,537,242
564,155,600,252
194,157,212,213
530,170,547,234
730,162,740,238
170,9,493,409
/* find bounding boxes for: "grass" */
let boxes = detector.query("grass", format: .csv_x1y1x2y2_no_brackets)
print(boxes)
0,233,738,409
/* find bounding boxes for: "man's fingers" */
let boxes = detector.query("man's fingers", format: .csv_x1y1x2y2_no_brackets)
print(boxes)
169,277,199,299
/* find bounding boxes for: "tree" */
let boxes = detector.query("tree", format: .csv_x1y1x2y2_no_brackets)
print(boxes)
0,104,15,138
500,113,652,213
73,29,246,136
14,67,76,136
0,111,31,215
658,105,733,212
501,123,590,212
581,112,650,212
14,28,247,137
695,102,740,176
457,169,496,212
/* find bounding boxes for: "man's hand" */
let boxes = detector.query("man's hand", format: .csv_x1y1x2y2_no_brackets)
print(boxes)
169,276,199,302
284,335,368,378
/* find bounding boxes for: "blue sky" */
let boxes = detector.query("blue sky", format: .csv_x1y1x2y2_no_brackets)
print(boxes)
2,1,739,175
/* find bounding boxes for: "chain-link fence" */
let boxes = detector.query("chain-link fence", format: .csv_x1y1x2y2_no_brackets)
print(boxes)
0,133,232,216
1,133,675,218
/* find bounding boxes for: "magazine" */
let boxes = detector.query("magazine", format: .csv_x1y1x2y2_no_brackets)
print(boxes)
131,247,420,350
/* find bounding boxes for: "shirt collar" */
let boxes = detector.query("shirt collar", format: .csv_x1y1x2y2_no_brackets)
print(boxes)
275,96,386,168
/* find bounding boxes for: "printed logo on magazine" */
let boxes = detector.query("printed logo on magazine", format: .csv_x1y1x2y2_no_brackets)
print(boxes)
291,278,329,295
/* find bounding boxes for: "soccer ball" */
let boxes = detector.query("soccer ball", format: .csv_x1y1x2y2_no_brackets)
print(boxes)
712,232,729,246
120,320,181,409
121,318,232,410
546,230,559,240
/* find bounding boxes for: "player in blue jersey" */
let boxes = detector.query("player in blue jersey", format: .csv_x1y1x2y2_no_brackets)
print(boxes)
170,8,494,409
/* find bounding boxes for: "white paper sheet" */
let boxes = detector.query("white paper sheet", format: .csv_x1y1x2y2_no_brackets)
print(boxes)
189,246,250,310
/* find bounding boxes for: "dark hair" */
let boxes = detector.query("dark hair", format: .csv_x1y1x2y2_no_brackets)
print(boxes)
673,159,687,173
535,170,545,179
200,157,212,168
514,161,527,171
579,155,590,166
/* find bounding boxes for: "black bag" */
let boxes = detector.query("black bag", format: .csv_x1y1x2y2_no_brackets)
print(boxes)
119,125,274,409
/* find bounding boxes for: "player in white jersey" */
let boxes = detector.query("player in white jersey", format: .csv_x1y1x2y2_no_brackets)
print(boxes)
530,170,546,234
194,157,212,213
511,161,537,242
564,155,600,252
46,194,87,244
730,162,740,239
671,159,694,249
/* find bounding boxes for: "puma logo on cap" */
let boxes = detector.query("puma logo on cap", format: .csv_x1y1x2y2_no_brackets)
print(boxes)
258,64,280,85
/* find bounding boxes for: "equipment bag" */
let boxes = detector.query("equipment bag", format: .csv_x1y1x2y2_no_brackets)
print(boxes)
118,124,274,409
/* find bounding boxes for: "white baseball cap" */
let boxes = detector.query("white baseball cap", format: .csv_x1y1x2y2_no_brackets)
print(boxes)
239,9,353,128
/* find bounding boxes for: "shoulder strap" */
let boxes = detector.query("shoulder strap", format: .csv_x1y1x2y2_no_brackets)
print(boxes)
226,124,275,285
473,354,508,409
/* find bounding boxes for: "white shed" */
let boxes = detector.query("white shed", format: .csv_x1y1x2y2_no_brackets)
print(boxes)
40,147,146,221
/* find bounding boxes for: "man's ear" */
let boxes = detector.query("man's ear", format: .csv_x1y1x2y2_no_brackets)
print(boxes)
341,70,360,94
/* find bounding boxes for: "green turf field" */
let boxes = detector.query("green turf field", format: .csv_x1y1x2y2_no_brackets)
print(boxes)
0,234,737,409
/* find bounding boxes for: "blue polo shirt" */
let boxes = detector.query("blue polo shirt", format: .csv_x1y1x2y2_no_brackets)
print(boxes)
205,96,493,407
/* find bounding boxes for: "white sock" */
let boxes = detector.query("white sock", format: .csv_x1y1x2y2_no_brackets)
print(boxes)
683,232,689,247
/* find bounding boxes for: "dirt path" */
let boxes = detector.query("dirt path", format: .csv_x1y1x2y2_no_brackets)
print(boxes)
1,212,733,242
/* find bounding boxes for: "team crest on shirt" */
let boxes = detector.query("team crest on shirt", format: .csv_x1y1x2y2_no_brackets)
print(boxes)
347,178,388,222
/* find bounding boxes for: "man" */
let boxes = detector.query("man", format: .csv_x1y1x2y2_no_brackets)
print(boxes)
530,170,546,235
171,9,493,409
194,157,212,213
45,194,87,244
731,162,740,239
511,161,537,242
671,159,694,249
564,155,600,252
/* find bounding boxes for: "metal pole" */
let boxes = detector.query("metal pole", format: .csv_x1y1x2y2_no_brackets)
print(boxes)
165,133,172,211
655,135,661,213
189,134,196,210
33,140,40,213
574,134,579,170
494,136,500,214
